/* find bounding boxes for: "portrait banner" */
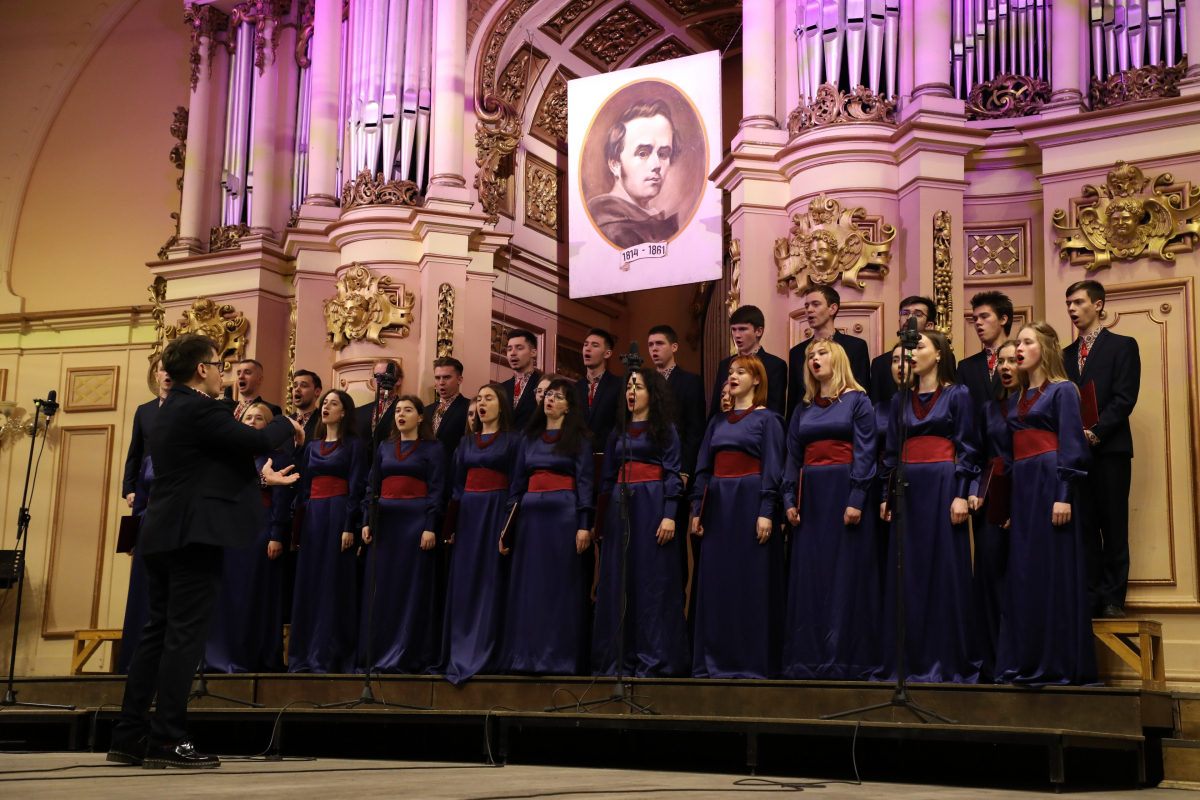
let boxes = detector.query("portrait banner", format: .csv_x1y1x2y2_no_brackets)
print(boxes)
567,51,723,299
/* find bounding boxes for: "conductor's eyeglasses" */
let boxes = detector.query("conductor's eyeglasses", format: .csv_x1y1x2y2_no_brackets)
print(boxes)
200,360,225,373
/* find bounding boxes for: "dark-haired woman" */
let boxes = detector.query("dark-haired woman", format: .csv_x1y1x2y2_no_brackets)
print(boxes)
967,341,1018,683
593,368,689,677
994,322,1096,685
438,384,521,683
288,390,366,673
501,379,595,675
781,340,879,681
117,455,154,674
206,403,290,672
359,396,445,674
877,331,982,683
689,356,786,679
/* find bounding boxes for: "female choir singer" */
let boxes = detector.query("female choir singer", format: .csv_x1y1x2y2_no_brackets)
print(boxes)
439,384,520,683
967,341,1018,682
288,390,365,673
781,341,879,680
689,356,786,679
878,330,982,683
359,396,445,673
205,403,289,672
502,379,595,675
994,322,1097,686
593,368,690,677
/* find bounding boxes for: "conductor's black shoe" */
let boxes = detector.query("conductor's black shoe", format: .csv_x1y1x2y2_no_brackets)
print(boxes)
106,736,147,766
1101,604,1126,619
142,739,220,769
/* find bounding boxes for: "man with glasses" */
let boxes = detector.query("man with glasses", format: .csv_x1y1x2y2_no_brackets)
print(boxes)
868,296,957,405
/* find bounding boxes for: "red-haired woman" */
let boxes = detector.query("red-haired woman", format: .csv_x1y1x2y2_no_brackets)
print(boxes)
689,356,786,679
994,322,1096,685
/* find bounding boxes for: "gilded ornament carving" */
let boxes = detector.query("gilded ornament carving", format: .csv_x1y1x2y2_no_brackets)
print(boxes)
210,223,251,252
285,299,297,414
661,0,732,18
477,0,538,99
572,4,661,71
686,282,713,350
787,84,896,136
774,194,895,296
1089,61,1187,110
965,73,1052,120
474,95,522,224
933,211,954,344
340,168,421,210
165,298,251,373
490,321,513,358
184,4,229,92
295,0,315,67
158,106,190,260
541,0,598,42
230,0,293,75
1052,160,1200,270
497,48,535,107
531,68,572,147
437,283,455,359
0,404,46,449
635,36,696,66
324,263,416,350
147,276,168,395
690,14,742,51
524,155,560,238
726,238,741,320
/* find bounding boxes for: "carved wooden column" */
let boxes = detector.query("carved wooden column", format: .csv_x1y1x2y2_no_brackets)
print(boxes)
304,0,341,205
912,0,953,98
1044,0,1087,114
428,0,469,199
245,1,291,237
740,0,778,129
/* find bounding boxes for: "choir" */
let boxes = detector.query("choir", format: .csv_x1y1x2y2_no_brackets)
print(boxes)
116,282,1139,687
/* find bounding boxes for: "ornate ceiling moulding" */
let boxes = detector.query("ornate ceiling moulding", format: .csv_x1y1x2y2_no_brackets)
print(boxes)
184,3,230,92
296,0,315,67
787,84,896,136
966,73,1051,121
774,193,896,296
166,297,251,373
571,3,662,73
437,283,455,359
657,0,740,21
933,211,954,344
496,45,548,110
540,0,600,44
158,106,190,260
474,95,522,225
476,0,538,101
341,168,421,210
1052,160,1200,271
210,223,251,252
1089,61,1186,110
635,35,697,66
230,0,293,75
530,66,575,150
689,13,741,52
523,153,561,240
324,263,416,350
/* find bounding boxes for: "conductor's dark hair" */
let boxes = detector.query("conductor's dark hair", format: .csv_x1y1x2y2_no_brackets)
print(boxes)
525,379,594,455
729,305,766,331
1066,279,1106,307
313,389,358,443
971,290,1015,335
647,324,678,344
804,285,841,314
604,99,680,176
293,369,322,390
586,328,616,351
387,395,437,442
615,368,677,449
506,328,538,350
162,333,220,384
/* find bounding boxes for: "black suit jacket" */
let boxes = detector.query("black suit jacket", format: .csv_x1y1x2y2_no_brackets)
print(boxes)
139,384,294,556
869,348,958,405
122,398,160,495
577,371,623,451
1064,327,1141,457
501,371,541,432
788,332,871,420
355,396,398,466
291,410,320,448
957,350,1003,417
708,348,788,418
435,394,470,460
666,367,705,477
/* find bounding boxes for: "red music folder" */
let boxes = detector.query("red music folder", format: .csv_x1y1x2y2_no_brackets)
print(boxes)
986,474,1012,526
593,492,611,541
1080,381,1099,430
440,499,460,543
116,515,140,554
290,505,306,551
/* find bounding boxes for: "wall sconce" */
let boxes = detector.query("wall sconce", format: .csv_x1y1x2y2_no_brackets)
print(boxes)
0,402,46,450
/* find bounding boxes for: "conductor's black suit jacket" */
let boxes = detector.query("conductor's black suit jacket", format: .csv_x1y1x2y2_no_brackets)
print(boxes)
122,398,160,496
1064,327,1141,457
140,384,294,557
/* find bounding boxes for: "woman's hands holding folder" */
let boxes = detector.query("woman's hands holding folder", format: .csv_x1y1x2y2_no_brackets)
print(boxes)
689,516,703,537
786,508,800,527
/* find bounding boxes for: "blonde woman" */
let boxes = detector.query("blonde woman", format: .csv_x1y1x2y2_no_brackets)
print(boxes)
780,340,878,680
994,322,1096,685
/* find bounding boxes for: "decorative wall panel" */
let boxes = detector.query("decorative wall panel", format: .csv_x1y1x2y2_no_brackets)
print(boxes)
570,4,662,72
530,67,575,151
523,153,561,240
634,36,696,65
64,367,120,413
540,0,600,43
964,220,1032,285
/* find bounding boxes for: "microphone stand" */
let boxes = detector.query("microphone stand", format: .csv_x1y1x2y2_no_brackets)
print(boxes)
821,324,955,725
2,397,74,710
548,345,656,715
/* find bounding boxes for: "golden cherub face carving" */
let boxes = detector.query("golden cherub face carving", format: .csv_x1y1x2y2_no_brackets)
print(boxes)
1106,201,1142,242
807,233,839,276
774,194,895,296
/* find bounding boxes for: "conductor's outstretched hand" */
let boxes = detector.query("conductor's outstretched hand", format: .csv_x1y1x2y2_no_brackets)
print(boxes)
262,458,299,486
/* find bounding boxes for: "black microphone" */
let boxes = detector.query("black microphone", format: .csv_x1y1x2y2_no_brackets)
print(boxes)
377,361,398,392
38,390,59,418
223,385,233,401
898,315,922,349
620,340,643,370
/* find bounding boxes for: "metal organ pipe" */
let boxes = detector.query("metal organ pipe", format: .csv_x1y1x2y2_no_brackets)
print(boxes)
1089,0,1188,80
222,21,255,226
795,0,899,101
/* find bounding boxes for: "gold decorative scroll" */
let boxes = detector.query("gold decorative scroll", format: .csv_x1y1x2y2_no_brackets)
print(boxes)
965,73,1052,120
285,299,297,415
210,223,250,252
474,94,521,224
726,238,741,356
1090,61,1186,110
786,84,896,136
933,211,954,344
774,193,895,296
165,297,250,373
147,276,168,396
157,107,190,260
1052,160,1200,270
324,263,416,350
229,0,292,75
437,283,455,358
295,0,315,67
183,4,229,92
341,168,420,210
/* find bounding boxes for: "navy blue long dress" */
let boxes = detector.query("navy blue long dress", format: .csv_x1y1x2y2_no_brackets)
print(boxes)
972,398,1011,683
689,407,786,679
288,437,366,673
876,384,982,683
438,431,520,683
359,437,445,673
117,456,153,674
593,422,690,677
781,391,880,680
995,381,1097,685
501,431,595,675
204,452,291,673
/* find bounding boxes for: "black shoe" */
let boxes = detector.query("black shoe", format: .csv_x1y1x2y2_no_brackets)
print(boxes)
142,739,220,770
1101,604,1126,619
106,736,147,766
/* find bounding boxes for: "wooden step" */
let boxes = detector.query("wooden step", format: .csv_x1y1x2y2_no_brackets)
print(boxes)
1093,619,1165,691
1162,739,1200,790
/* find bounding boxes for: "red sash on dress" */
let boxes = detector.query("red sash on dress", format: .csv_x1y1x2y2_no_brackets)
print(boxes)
804,439,854,466
901,436,955,463
465,468,508,492
310,476,349,498
529,470,576,492
617,462,664,483
381,475,428,499
1014,429,1058,460
714,451,761,477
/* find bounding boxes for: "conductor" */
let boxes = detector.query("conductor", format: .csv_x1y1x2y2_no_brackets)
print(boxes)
108,334,302,769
